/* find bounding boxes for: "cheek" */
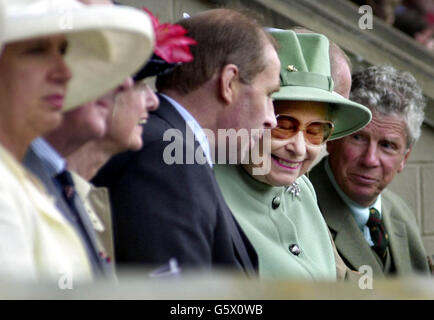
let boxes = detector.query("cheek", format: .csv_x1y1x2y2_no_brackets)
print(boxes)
0,68,42,111
300,146,322,174
335,142,360,164
241,90,264,129
384,156,406,178
109,113,128,141
127,90,147,114
111,111,139,145
123,124,144,152
307,145,322,161
252,95,267,119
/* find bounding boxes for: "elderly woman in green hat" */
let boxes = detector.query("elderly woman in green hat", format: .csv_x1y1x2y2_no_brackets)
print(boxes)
214,29,371,281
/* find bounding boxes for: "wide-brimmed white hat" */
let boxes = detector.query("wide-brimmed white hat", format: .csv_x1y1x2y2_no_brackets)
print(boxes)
0,0,154,111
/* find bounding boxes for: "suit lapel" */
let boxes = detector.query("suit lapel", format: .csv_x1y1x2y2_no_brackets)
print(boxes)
87,187,115,262
155,94,190,134
69,181,114,277
310,158,383,275
382,197,412,274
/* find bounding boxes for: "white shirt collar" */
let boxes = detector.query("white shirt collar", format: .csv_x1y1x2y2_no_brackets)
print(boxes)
160,93,213,167
29,137,66,177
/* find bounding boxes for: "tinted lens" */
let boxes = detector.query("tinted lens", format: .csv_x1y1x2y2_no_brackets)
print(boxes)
304,122,333,145
271,115,333,146
271,115,299,139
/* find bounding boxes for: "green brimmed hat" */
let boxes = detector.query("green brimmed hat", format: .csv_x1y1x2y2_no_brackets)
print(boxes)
268,29,371,140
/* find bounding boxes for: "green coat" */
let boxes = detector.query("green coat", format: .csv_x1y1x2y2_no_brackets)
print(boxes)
309,157,430,277
214,164,336,281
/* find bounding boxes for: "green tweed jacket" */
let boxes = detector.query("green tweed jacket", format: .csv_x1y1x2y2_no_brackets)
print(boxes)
309,157,430,278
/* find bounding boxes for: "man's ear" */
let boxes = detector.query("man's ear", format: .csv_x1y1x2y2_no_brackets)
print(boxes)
398,147,412,173
219,64,240,104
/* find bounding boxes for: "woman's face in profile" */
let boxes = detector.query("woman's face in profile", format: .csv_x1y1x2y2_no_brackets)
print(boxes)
0,35,71,147
246,100,329,187
106,82,159,152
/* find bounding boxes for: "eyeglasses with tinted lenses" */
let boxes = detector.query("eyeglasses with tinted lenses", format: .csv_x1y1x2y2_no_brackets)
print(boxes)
271,114,334,146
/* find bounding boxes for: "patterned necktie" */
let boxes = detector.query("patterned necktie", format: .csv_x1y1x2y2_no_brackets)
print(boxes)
367,207,389,264
56,170,77,209
55,170,111,274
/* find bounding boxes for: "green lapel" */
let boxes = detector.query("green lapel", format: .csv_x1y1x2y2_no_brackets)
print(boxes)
382,192,412,274
309,158,384,276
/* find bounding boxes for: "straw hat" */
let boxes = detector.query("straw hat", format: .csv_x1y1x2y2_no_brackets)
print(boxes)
268,29,371,140
0,0,155,111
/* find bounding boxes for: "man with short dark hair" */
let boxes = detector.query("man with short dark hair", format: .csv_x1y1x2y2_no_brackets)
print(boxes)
93,8,281,275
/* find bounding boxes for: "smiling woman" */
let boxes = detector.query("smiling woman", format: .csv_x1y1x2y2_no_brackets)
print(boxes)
108,81,159,152
0,0,155,283
214,29,371,281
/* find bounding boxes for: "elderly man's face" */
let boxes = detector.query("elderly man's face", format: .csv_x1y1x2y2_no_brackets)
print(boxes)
327,111,412,207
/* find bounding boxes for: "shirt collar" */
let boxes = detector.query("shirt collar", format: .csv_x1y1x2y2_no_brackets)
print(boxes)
324,157,382,231
160,93,213,168
29,137,66,178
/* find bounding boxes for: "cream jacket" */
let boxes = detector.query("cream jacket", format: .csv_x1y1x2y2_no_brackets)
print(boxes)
0,145,92,284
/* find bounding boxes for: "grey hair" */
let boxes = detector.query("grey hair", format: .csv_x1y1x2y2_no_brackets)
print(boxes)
350,65,426,147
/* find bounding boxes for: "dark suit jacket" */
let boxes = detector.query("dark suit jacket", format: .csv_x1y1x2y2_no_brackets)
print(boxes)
92,94,258,276
309,157,430,277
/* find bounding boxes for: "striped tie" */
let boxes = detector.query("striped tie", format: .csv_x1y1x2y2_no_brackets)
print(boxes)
367,207,389,264
56,170,78,211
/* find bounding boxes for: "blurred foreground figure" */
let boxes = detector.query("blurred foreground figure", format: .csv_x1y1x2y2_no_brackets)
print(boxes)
0,0,153,283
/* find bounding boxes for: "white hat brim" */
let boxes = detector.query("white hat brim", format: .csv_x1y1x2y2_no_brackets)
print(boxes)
2,1,154,111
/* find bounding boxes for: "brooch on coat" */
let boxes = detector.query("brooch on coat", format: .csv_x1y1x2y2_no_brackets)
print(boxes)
285,182,301,200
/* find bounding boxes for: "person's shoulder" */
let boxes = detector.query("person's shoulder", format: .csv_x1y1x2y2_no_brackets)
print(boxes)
140,111,177,146
382,189,410,210
382,189,416,222
298,174,316,196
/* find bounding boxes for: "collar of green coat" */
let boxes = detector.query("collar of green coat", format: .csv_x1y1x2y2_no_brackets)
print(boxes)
218,164,285,202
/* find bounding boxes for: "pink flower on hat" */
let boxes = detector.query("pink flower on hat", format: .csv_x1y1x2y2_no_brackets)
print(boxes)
143,8,197,63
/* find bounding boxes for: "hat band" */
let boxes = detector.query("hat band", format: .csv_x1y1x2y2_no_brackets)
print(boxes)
280,71,334,92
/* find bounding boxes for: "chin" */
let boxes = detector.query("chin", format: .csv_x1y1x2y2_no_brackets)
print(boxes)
41,115,63,135
128,143,143,151
127,136,143,151
266,172,297,187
